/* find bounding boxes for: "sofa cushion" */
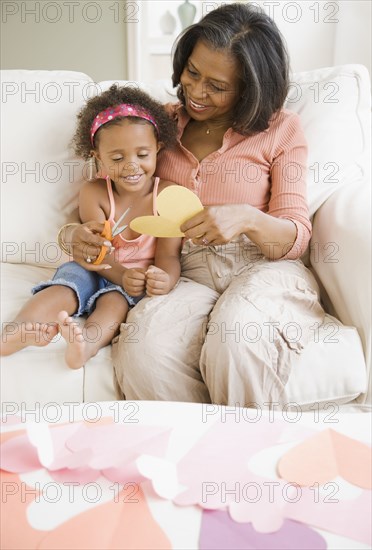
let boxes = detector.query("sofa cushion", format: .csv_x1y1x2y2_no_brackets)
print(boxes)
0,262,116,406
0,263,85,406
1,262,366,407
286,316,367,407
0,70,94,268
284,64,371,216
310,181,371,403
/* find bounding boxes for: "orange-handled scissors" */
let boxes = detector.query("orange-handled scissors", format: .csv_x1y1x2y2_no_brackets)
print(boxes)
93,207,131,265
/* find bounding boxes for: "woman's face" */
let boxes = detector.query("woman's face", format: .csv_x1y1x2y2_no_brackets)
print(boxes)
180,40,241,123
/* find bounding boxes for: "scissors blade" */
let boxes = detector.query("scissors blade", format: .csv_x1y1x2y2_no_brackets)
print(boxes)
112,206,131,236
112,223,128,237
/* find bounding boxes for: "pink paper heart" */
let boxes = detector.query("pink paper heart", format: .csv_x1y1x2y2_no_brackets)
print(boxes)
277,428,372,488
36,486,171,550
173,417,286,517
284,486,372,545
199,510,327,550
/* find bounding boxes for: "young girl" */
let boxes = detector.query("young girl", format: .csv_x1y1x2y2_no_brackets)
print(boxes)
0,85,182,369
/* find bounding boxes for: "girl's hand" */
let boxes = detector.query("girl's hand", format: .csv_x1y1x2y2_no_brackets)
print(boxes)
70,222,113,271
180,205,251,246
122,268,147,296
145,266,172,296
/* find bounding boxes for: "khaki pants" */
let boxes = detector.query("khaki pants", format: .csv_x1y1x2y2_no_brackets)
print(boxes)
112,237,325,407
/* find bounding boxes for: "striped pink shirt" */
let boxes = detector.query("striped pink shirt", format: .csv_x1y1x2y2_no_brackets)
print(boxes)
156,103,311,260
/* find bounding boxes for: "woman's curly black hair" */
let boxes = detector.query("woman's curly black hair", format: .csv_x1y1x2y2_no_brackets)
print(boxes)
71,84,178,160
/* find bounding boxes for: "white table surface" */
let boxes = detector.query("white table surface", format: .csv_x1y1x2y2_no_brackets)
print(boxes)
1,401,371,550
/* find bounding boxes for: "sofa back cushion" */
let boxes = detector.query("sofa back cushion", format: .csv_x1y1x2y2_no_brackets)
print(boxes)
0,70,94,267
285,64,370,215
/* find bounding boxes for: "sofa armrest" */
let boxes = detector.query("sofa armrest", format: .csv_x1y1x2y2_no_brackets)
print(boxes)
310,181,371,403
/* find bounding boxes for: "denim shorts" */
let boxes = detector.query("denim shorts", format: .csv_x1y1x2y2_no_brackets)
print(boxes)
31,261,143,316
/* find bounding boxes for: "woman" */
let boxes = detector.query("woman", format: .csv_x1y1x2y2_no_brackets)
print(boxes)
60,3,325,406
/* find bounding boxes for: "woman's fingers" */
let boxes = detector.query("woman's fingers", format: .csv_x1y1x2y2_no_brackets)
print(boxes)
82,263,113,272
180,212,214,242
69,222,113,267
72,223,111,248
180,207,236,245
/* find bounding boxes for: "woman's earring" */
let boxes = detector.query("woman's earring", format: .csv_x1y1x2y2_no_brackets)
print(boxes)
85,155,98,181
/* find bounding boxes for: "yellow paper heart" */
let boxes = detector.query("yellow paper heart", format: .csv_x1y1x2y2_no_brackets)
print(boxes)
130,216,184,237
130,185,203,237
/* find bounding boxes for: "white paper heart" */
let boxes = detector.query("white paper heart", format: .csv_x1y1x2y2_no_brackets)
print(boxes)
136,455,180,499
26,422,54,468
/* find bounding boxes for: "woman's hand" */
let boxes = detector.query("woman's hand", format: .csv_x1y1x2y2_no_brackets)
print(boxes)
70,222,113,271
180,205,250,246
122,268,147,297
145,266,173,296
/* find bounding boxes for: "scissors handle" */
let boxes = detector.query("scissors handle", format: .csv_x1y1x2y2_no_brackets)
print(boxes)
92,220,112,265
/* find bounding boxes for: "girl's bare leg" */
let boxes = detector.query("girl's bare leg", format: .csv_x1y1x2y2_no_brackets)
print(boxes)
0,285,78,356
57,291,129,370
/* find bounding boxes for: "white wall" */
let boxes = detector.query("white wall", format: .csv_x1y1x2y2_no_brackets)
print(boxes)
128,0,371,81
333,0,371,74
0,0,127,82
1,1,370,81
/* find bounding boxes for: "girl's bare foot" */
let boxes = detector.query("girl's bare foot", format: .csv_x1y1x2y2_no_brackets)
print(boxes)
0,321,58,356
57,311,90,370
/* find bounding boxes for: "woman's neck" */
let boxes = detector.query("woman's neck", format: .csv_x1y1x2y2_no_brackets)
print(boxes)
189,117,232,136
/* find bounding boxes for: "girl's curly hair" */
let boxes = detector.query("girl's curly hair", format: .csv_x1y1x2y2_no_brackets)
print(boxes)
71,84,178,160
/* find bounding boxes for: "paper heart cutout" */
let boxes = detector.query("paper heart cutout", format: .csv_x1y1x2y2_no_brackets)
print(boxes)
199,510,327,550
130,185,203,237
1,431,46,550
283,486,372,545
26,422,54,468
36,486,172,550
156,185,204,224
136,455,180,499
277,428,372,488
130,216,184,237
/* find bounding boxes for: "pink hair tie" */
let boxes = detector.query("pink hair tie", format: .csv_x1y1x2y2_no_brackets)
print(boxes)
90,103,159,146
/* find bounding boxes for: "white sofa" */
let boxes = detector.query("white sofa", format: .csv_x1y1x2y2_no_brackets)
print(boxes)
1,65,371,409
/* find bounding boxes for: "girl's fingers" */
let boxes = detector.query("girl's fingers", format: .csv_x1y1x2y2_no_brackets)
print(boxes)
147,279,160,289
127,270,147,281
128,280,146,289
146,266,167,280
146,287,166,296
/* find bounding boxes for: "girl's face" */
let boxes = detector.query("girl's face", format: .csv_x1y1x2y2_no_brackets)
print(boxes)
94,119,160,194
180,40,241,124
